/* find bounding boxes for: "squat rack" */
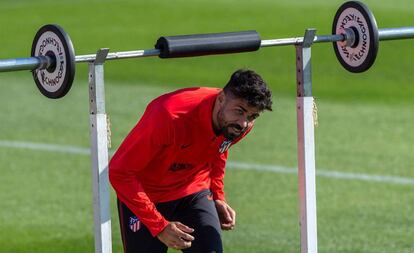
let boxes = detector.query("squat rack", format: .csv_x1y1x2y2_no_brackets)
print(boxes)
1,1,414,253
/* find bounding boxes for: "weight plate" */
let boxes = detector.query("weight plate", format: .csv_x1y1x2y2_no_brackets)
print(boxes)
31,24,75,99
332,1,379,73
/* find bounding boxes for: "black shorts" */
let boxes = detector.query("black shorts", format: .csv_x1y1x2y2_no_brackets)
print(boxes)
117,189,222,253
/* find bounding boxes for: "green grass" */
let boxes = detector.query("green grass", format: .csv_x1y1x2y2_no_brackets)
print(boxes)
1,0,414,252
1,76,414,253
0,0,413,103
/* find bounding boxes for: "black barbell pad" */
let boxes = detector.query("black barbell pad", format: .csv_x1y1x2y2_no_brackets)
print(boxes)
332,1,379,73
155,30,261,58
31,24,75,99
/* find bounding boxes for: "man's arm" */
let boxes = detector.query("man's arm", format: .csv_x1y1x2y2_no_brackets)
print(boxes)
109,105,173,236
210,151,228,201
210,126,254,230
210,125,253,201
210,150,236,230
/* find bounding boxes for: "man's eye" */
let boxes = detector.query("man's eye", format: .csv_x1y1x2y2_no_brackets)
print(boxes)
235,109,244,115
247,116,256,121
248,114,259,121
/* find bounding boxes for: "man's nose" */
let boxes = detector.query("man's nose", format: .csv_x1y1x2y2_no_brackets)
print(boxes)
237,118,248,129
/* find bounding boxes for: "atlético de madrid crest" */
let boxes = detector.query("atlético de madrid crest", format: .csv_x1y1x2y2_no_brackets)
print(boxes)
219,139,232,153
129,216,141,232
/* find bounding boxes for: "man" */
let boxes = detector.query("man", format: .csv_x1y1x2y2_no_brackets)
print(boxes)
109,69,273,253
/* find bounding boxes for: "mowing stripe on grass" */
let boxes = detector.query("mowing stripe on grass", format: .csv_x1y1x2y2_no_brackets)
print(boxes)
0,140,90,155
230,161,414,185
1,140,414,186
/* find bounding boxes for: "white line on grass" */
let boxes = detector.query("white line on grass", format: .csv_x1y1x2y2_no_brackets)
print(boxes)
228,161,414,185
0,140,90,155
1,140,414,186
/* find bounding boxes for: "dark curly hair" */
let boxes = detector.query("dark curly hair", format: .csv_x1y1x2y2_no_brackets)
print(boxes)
223,69,273,111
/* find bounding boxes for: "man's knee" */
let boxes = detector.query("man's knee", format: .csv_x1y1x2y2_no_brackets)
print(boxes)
183,225,222,253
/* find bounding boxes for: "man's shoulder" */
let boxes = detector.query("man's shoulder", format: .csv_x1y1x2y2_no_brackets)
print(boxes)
161,87,221,102
150,87,220,115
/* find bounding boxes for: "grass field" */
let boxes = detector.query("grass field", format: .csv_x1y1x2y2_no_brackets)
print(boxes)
1,0,414,253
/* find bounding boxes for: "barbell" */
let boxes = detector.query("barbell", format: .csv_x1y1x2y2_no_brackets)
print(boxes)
0,1,413,99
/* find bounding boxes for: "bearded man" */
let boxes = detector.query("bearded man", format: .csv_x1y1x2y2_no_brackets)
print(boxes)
109,69,273,253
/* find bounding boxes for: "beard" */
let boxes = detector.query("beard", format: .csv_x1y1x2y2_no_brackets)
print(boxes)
221,123,246,140
216,108,247,140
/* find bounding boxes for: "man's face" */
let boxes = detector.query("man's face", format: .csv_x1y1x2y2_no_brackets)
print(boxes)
216,93,261,140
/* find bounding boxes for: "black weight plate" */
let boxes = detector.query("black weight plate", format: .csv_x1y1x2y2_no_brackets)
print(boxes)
31,24,75,99
332,1,379,73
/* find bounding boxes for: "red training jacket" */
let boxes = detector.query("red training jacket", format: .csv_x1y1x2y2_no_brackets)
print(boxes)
109,87,251,236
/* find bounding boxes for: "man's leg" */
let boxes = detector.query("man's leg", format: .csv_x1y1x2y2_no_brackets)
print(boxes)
117,199,168,253
180,190,223,253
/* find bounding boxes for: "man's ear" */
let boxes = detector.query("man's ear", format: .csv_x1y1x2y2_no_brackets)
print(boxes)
218,91,225,105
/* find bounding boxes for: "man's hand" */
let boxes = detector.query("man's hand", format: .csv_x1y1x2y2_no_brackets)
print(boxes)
157,222,195,250
215,199,236,230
